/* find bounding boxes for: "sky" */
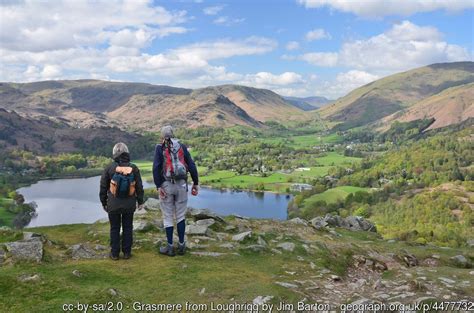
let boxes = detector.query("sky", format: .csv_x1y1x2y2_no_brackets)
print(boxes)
0,0,473,99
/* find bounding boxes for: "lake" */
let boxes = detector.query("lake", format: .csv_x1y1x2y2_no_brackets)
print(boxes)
18,176,290,227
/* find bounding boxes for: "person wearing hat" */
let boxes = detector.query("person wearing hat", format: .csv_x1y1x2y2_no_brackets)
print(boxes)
99,142,145,260
153,125,199,256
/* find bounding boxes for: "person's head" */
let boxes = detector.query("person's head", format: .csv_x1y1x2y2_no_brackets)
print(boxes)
161,125,174,141
112,142,129,159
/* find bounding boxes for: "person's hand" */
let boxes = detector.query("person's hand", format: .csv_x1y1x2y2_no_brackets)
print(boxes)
191,184,199,196
158,187,167,199
102,204,108,212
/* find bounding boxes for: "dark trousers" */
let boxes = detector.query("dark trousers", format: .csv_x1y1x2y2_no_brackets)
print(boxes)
108,212,134,256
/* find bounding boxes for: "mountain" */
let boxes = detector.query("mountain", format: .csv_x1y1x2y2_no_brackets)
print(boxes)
318,62,474,130
0,108,139,154
284,96,333,111
203,85,305,122
0,80,303,130
377,83,474,131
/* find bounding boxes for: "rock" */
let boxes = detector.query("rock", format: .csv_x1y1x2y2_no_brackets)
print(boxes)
109,288,118,296
151,219,164,229
199,288,206,295
310,262,316,270
0,249,5,265
450,255,472,268
144,198,161,211
330,275,341,281
4,240,43,262
387,239,396,243
219,243,235,249
343,216,376,232
310,217,328,230
95,244,107,251
186,224,210,236
232,231,252,242
224,225,236,232
190,252,227,257
399,250,418,267
467,239,474,248
470,271,474,275
18,274,40,282
22,232,43,241
72,270,82,277
350,298,378,306
257,236,267,247
196,218,216,228
439,277,456,284
275,282,298,289
243,245,266,252
416,297,438,305
271,248,282,255
188,208,226,223
253,296,274,305
277,242,295,252
133,220,153,232
69,244,107,260
288,217,307,225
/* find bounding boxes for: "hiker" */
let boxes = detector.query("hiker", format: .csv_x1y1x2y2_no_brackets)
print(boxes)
153,125,199,256
99,142,144,260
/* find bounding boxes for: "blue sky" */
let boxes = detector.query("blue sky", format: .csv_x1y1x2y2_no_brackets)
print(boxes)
0,0,473,98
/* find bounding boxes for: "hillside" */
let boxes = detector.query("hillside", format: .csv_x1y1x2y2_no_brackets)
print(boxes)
0,80,304,130
0,109,139,154
318,62,474,130
376,83,474,131
0,208,472,312
284,96,333,111
203,85,306,122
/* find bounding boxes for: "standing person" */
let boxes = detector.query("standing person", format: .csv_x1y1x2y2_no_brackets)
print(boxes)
153,125,199,257
100,142,144,260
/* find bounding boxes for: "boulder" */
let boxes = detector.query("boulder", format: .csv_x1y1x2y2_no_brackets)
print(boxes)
277,242,295,252
310,214,376,232
399,250,418,267
188,208,226,223
4,240,43,263
22,232,44,241
232,231,252,242
144,198,161,211
219,243,235,249
467,239,474,248
288,217,307,225
275,282,298,289
310,217,327,230
196,218,216,228
450,255,472,268
186,224,210,236
257,236,267,247
133,220,153,232
243,245,266,252
18,274,41,283
69,244,107,260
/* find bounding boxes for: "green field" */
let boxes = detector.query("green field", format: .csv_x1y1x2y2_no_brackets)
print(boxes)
135,152,361,192
303,186,370,206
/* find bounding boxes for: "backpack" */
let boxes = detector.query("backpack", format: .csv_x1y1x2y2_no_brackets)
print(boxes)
109,164,136,198
162,139,188,181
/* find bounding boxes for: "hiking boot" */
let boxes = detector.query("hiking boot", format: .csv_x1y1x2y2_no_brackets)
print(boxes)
159,244,175,257
123,253,131,260
109,253,119,261
177,242,186,255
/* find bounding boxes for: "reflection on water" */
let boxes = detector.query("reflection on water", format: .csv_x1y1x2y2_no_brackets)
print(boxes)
18,176,290,227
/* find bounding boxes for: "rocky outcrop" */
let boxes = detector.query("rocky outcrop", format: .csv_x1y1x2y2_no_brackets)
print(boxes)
4,238,43,263
144,198,161,211
310,214,376,232
68,243,108,260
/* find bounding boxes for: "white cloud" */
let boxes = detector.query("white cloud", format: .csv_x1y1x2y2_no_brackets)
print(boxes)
297,0,474,17
305,28,331,41
294,21,470,73
243,72,305,86
0,0,188,52
299,52,339,66
286,41,300,51
203,5,224,15
213,16,245,26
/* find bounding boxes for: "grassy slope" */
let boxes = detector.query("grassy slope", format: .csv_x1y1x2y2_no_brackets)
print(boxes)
303,186,370,206
0,198,15,226
1,218,472,312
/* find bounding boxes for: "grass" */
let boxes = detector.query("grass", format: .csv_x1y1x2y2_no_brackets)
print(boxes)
0,198,16,227
304,186,370,206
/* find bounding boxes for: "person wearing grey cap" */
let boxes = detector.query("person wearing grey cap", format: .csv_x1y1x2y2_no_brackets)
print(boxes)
153,125,199,257
100,142,145,260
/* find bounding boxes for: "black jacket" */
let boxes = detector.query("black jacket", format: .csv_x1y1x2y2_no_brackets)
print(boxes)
153,140,199,188
99,153,144,213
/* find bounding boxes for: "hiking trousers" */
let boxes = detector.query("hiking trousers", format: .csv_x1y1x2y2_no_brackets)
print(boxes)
160,179,188,228
108,211,134,256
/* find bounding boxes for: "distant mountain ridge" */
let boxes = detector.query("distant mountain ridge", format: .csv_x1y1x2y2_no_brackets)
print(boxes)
318,62,474,131
0,80,304,130
284,96,333,111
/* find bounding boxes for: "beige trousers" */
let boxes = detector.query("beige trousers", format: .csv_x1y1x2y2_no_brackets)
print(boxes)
160,179,188,228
